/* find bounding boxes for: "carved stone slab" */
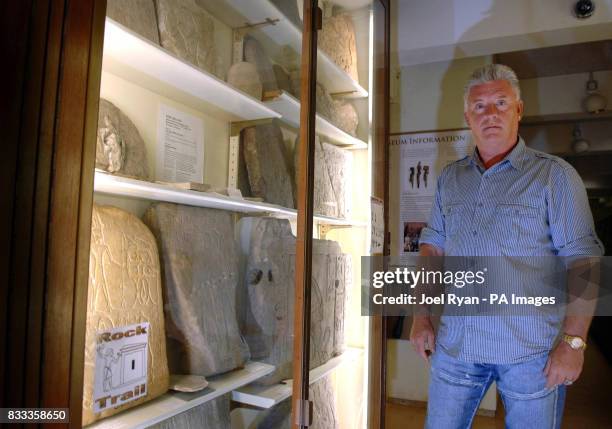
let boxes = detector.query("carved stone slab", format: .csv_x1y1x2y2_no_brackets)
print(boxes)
319,13,359,83
244,35,278,93
242,121,294,209
107,0,160,44
156,0,219,77
250,376,339,429
227,61,263,100
83,205,169,426
96,99,149,180
321,142,352,219
143,203,250,377
148,394,230,429
294,138,352,219
239,218,349,385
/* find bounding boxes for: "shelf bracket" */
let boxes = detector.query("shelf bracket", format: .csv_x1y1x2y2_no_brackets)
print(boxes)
294,399,313,427
318,223,352,239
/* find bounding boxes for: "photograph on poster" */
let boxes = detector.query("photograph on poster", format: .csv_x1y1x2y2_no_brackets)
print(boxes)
403,222,426,253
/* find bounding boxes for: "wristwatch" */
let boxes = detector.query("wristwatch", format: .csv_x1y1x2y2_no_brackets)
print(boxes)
562,334,587,351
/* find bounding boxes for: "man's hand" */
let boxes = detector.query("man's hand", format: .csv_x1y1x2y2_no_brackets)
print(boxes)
544,341,584,388
410,315,435,362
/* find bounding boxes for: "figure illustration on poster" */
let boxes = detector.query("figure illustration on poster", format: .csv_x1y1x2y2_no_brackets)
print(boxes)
423,165,429,188
97,344,121,392
409,166,415,188
416,161,422,188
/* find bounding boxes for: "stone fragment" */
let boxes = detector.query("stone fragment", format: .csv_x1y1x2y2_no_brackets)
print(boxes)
227,61,263,99
239,217,350,385
96,99,149,180
242,121,294,209
106,0,160,44
290,74,359,136
321,142,352,219
83,205,169,426
143,203,250,377
319,13,359,83
273,64,293,94
156,0,219,77
148,394,230,429
294,138,352,219
250,376,339,429
244,35,278,93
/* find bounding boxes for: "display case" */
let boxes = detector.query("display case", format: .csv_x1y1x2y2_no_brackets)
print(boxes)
1,1,387,428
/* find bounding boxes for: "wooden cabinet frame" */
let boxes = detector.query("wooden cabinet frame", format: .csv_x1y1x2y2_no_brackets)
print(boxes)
1,1,389,428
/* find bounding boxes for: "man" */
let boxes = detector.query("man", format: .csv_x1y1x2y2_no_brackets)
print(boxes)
411,64,604,428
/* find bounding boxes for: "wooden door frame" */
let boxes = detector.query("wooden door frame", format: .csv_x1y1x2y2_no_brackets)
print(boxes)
1,0,106,426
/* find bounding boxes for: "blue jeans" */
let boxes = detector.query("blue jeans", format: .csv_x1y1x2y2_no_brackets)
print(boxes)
426,349,566,429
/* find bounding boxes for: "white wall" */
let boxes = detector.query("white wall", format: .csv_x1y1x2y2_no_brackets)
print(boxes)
393,0,612,65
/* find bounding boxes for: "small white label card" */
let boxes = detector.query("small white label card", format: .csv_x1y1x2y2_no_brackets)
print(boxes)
371,196,385,254
156,103,204,183
93,322,150,413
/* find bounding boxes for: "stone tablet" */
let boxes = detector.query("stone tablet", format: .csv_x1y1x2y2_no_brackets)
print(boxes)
319,13,359,83
294,138,352,219
106,0,160,44
242,121,294,209
239,217,349,384
83,205,169,426
148,394,230,429
227,61,263,100
143,203,250,377
244,35,278,93
321,142,352,219
96,99,149,180
156,0,219,77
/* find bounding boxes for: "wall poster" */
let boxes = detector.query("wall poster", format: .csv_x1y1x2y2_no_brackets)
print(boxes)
389,129,474,260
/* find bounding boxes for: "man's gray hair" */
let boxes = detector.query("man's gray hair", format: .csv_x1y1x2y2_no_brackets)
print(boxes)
464,64,521,110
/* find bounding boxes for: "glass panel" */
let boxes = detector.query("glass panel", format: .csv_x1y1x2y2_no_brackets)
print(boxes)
307,0,381,428
85,1,306,427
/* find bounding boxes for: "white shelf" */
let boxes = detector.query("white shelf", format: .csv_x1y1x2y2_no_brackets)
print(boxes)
231,347,363,408
102,18,280,122
94,171,367,227
265,91,367,148
86,361,275,429
202,0,368,98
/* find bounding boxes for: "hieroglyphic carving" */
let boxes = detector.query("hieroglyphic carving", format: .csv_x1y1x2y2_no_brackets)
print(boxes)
143,203,250,377
83,205,169,426
96,99,149,179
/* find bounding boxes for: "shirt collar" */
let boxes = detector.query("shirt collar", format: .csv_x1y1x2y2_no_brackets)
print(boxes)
461,136,527,171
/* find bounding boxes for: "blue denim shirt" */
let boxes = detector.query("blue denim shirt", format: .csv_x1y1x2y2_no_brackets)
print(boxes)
420,137,604,363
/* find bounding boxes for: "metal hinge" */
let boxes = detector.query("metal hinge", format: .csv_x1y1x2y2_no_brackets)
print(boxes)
295,399,313,427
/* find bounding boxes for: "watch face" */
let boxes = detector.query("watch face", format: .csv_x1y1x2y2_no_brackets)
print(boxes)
571,337,583,349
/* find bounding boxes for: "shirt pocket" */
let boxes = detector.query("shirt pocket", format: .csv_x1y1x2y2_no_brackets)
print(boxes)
494,203,541,255
442,203,470,238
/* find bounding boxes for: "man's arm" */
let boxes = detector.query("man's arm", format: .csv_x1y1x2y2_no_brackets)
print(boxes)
545,161,604,387
545,257,600,388
409,243,444,361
